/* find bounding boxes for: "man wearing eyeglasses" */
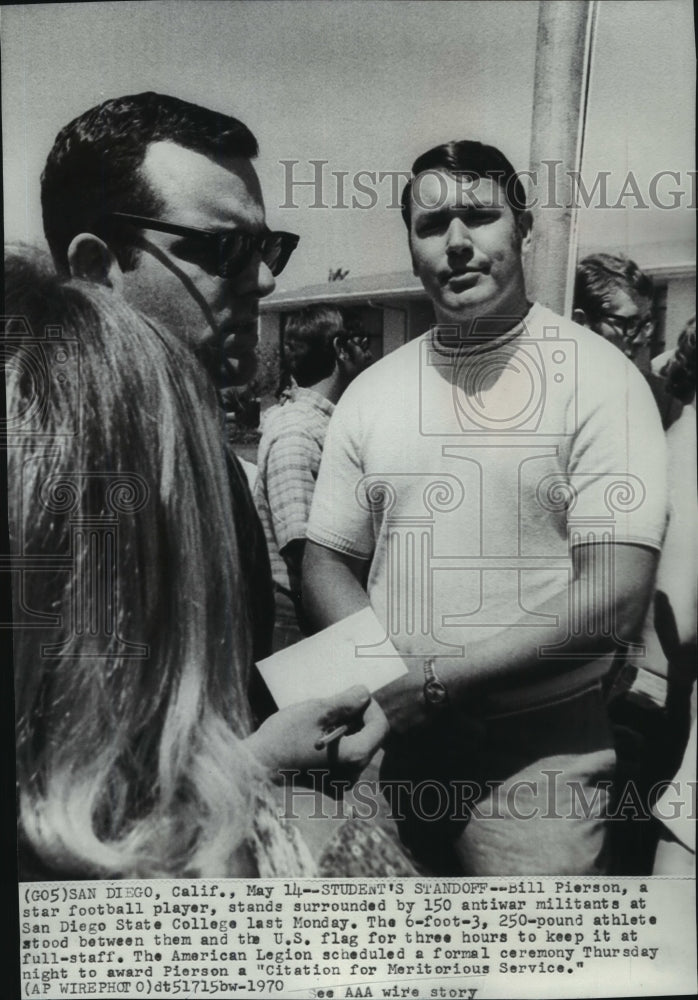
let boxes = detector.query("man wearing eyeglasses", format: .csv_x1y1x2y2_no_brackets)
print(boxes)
40,92,300,670
574,253,686,872
573,253,682,431
573,253,654,363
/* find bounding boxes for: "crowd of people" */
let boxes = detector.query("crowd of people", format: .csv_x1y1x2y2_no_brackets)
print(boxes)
5,91,695,881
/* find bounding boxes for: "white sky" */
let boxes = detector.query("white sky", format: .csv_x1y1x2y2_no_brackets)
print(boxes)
2,0,695,292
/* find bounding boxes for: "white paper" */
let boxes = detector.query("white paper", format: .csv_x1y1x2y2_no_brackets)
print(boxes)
256,607,408,708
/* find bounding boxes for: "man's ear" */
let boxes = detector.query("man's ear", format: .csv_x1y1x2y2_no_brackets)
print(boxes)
332,335,347,361
517,210,534,253
572,308,589,327
67,234,123,289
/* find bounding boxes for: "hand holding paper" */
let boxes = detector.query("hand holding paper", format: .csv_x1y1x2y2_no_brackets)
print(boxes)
245,684,388,782
249,608,408,781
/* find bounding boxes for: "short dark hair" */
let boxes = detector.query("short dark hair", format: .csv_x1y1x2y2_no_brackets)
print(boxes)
284,304,347,380
400,140,528,230
41,92,258,274
574,253,654,321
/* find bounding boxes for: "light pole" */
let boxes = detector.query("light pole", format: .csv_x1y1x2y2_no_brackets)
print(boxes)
526,0,599,316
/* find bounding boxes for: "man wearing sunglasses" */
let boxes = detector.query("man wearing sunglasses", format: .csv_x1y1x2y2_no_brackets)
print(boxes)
40,91,300,669
41,92,298,390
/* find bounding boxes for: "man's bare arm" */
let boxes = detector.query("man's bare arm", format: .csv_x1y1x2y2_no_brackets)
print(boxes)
451,542,656,688
375,543,659,732
302,540,369,632
281,538,305,600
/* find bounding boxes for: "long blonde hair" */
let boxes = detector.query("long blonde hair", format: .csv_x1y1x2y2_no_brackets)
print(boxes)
6,246,267,877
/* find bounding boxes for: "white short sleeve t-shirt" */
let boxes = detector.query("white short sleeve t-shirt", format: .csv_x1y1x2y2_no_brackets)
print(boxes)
306,304,668,662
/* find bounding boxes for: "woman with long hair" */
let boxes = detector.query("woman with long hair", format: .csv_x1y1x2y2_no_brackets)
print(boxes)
6,245,391,879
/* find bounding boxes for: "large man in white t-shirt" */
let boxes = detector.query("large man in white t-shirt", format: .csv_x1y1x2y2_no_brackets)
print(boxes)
303,140,668,875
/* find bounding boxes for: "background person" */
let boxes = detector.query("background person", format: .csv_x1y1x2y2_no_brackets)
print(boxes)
6,247,389,880
255,304,372,648
590,310,697,873
39,91,300,674
651,317,697,875
573,252,683,430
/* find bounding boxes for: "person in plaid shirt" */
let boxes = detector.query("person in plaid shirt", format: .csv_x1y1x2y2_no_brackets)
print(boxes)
255,304,372,649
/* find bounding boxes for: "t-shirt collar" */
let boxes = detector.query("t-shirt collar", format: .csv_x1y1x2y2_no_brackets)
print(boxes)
427,301,540,359
284,378,336,417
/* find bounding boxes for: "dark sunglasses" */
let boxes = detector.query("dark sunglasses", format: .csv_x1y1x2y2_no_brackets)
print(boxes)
105,213,299,278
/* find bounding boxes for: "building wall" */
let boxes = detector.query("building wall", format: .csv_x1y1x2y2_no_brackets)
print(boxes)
260,271,693,368
369,299,436,355
260,311,281,355
383,306,406,355
408,299,436,339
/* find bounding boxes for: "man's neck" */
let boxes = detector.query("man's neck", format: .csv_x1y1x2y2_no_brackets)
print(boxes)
433,298,532,349
307,369,345,405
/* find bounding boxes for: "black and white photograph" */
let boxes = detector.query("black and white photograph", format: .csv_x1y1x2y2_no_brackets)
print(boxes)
2,1,696,997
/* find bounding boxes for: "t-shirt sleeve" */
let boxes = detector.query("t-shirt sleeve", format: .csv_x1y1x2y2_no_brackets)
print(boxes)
306,390,373,559
566,351,668,550
265,429,321,551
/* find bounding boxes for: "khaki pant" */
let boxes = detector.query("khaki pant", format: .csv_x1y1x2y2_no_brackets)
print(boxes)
381,683,615,876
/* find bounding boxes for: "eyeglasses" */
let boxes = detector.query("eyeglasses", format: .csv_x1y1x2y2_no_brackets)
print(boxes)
597,312,654,344
105,213,299,278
